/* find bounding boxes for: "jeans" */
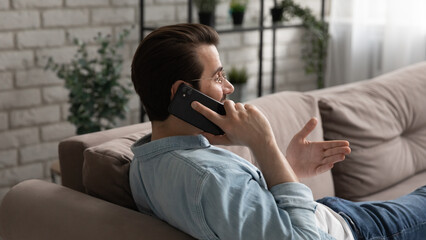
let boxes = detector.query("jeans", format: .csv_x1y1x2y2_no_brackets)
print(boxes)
317,186,426,240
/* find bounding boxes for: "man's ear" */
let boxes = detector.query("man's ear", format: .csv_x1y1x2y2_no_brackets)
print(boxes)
170,80,192,100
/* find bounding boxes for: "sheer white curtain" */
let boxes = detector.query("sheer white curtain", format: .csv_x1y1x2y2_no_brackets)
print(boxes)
325,0,426,86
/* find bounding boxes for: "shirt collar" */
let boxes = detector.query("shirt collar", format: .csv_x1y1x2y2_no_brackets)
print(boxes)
131,134,211,160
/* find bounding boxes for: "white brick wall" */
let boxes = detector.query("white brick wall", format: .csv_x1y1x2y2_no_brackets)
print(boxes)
13,0,62,9
0,0,323,204
10,105,61,127
0,72,13,90
144,5,176,23
0,32,14,49
0,112,7,130
43,9,90,27
65,0,110,7
16,68,61,87
35,46,78,66
41,122,75,141
0,50,34,70
42,86,69,103
92,8,136,24
111,0,139,6
0,128,39,150
67,27,113,43
20,142,58,163
0,11,40,30
17,29,66,48
0,150,17,168
61,103,70,120
0,89,41,109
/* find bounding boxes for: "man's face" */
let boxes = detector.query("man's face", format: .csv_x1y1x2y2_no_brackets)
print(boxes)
196,45,234,102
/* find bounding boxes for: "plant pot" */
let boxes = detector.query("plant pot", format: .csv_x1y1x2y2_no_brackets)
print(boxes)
198,11,215,27
229,83,247,102
270,7,284,23
231,11,245,26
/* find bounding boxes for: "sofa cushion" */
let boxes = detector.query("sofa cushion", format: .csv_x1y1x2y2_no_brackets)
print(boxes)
83,130,152,210
83,91,333,210
318,62,426,200
353,171,426,202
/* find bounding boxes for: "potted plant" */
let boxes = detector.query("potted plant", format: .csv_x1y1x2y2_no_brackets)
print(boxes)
194,0,219,27
227,66,248,102
270,0,284,23
229,0,248,26
45,30,132,135
278,0,330,88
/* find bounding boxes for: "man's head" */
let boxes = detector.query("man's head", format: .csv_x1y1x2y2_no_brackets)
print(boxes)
131,23,233,122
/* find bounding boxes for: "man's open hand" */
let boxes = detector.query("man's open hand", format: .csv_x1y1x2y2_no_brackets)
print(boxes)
286,118,351,178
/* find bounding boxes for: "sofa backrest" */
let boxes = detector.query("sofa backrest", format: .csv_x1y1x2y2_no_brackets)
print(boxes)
312,61,426,200
70,91,333,210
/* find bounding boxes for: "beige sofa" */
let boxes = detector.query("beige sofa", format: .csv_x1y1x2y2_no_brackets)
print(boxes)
1,62,426,240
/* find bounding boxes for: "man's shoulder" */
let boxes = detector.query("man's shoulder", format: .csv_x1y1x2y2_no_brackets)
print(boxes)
175,146,251,172
130,134,259,180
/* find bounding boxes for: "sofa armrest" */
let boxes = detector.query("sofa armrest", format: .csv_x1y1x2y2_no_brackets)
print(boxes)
0,180,194,240
59,122,151,192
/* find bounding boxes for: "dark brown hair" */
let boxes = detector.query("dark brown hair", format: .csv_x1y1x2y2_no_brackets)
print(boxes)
131,23,219,121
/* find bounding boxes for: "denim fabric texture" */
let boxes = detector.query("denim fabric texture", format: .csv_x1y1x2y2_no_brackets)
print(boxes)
129,134,334,240
317,186,426,240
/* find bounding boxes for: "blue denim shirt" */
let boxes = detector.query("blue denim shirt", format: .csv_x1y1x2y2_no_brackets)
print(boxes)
129,134,334,240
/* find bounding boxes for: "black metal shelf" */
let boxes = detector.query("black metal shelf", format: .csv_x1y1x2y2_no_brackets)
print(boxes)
142,23,304,34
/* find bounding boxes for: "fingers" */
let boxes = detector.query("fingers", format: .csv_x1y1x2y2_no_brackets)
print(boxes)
315,162,336,175
323,146,351,157
193,99,272,147
225,100,252,112
313,140,350,157
316,141,350,171
297,117,318,139
223,99,235,109
320,141,351,167
235,102,245,111
191,101,223,125
323,154,346,164
323,140,350,148
315,154,346,175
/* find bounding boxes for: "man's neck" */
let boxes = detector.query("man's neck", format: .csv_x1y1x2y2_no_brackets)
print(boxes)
151,115,202,141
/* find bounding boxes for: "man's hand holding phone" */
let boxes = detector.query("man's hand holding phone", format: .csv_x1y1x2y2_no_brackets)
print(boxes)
191,100,275,149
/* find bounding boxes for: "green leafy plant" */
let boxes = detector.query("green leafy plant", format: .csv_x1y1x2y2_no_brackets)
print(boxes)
277,0,329,88
45,30,132,135
230,0,248,13
194,0,219,13
228,66,248,84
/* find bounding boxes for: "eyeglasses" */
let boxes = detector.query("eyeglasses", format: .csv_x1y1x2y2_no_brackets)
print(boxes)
189,70,229,86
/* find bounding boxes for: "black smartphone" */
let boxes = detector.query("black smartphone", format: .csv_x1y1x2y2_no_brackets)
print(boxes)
168,84,225,135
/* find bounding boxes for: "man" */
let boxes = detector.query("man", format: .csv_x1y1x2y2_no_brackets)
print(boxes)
129,23,426,240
